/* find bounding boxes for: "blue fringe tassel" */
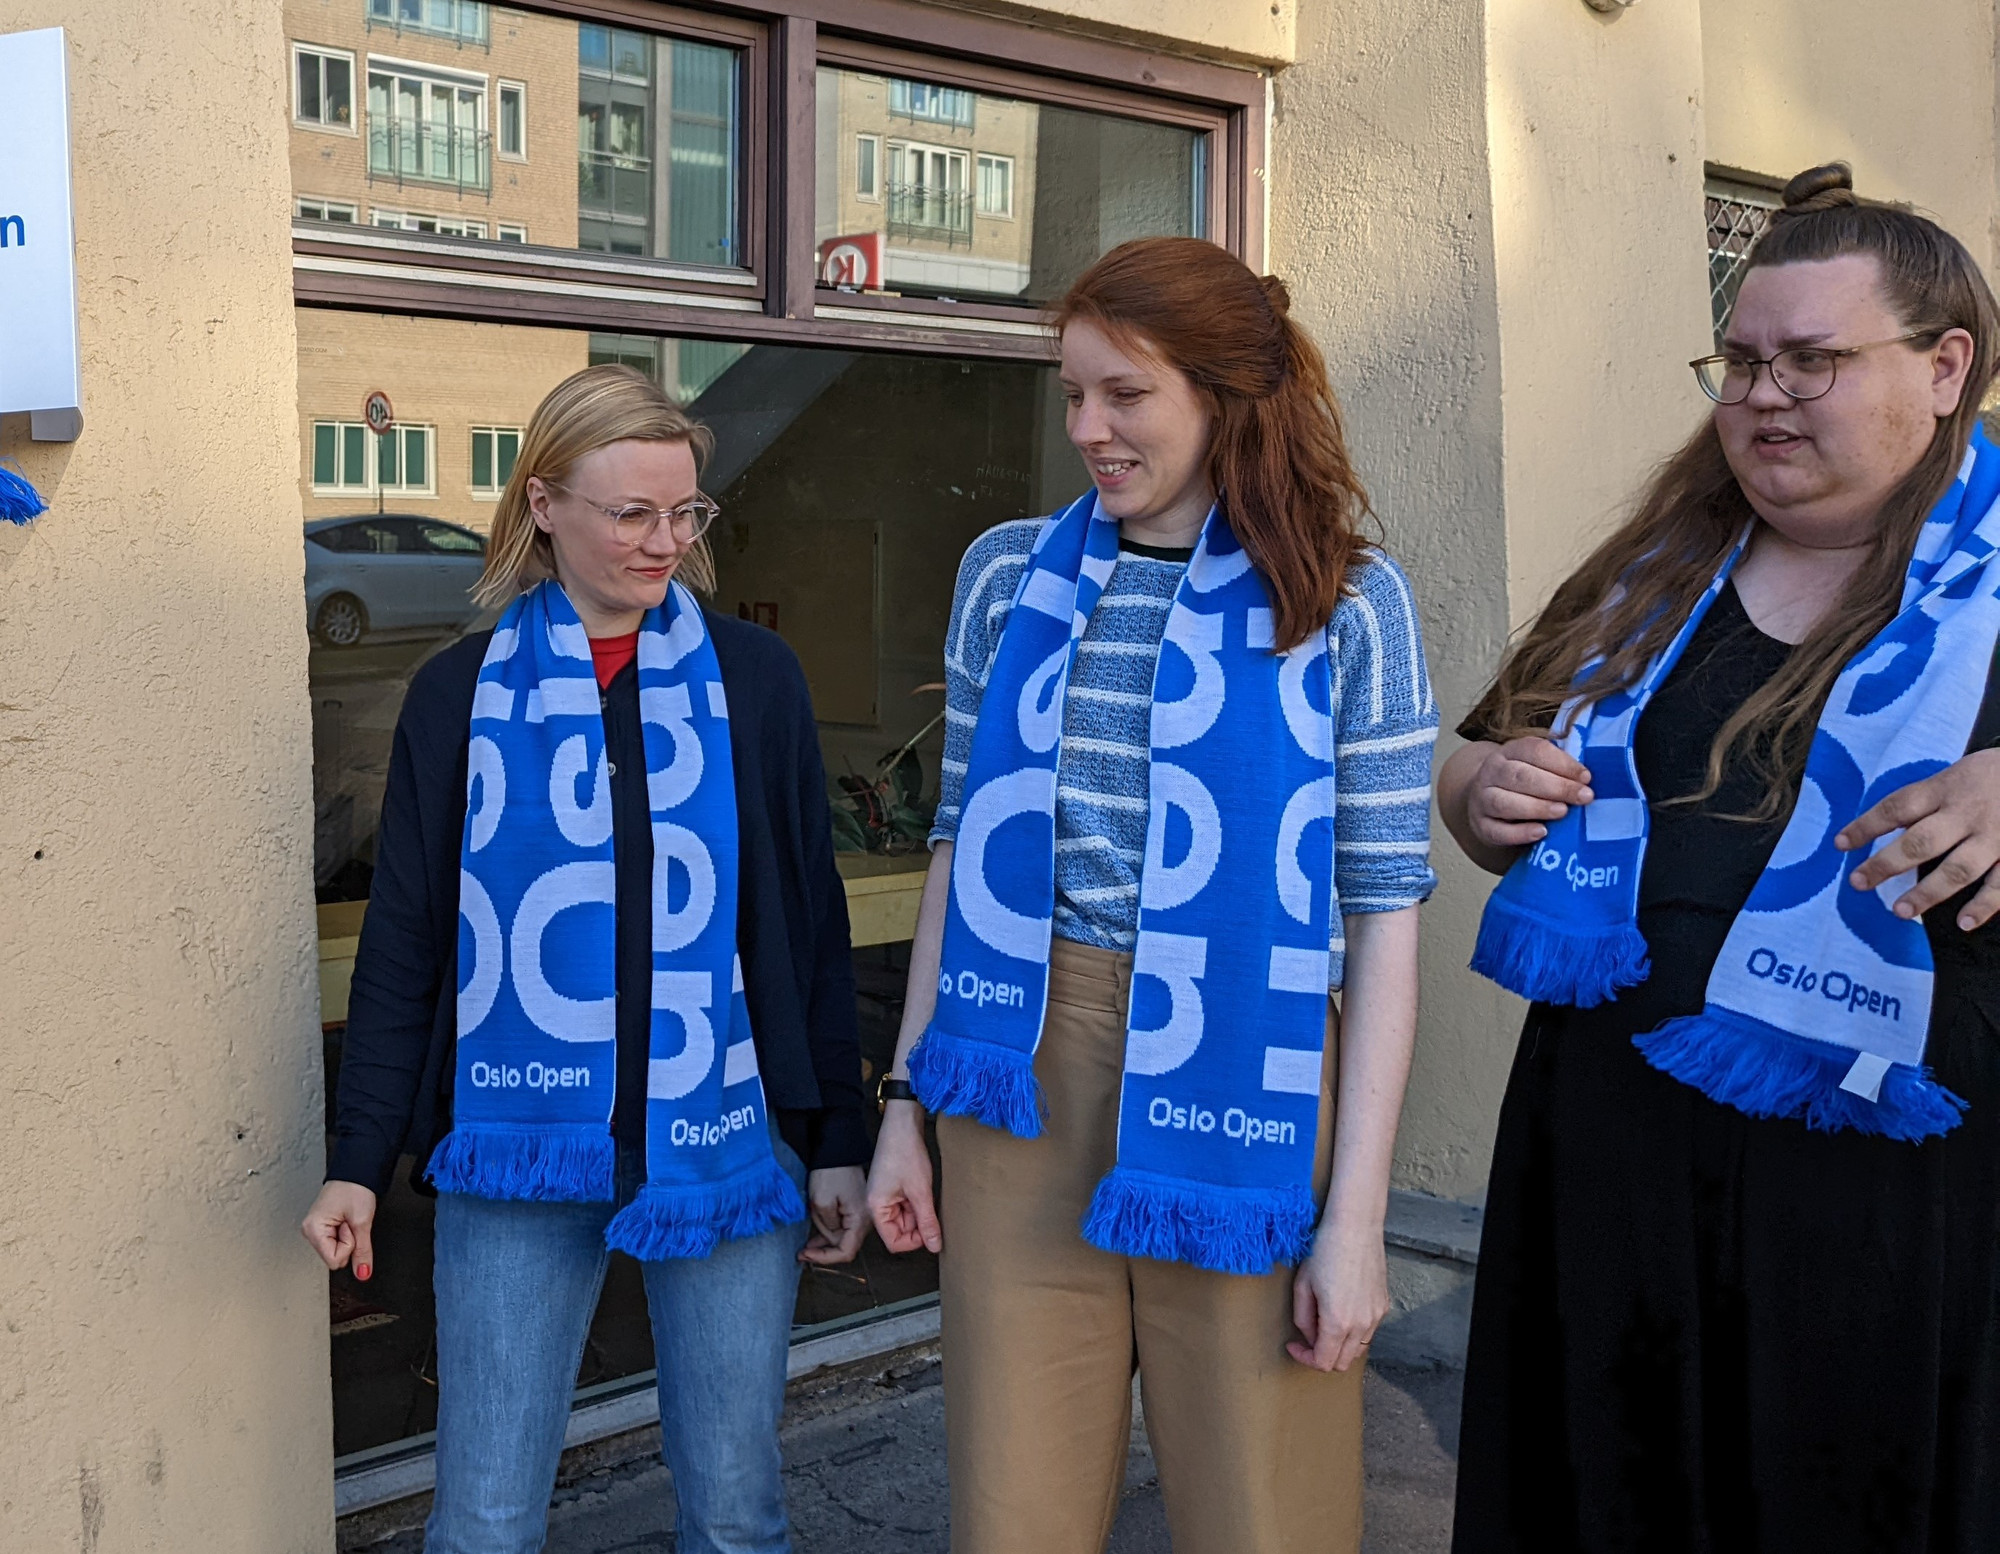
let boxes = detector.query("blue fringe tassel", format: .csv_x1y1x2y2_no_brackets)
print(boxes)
1081,1167,1318,1275
426,1125,616,1202
908,1025,1046,1138
0,465,48,525
1470,894,1649,1008
1636,1008,1966,1141
604,1158,807,1261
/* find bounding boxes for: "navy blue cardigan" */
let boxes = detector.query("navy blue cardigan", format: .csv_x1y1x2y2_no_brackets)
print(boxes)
327,610,871,1197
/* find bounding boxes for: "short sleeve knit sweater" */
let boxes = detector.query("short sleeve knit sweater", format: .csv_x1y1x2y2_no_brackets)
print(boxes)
931,518,1439,988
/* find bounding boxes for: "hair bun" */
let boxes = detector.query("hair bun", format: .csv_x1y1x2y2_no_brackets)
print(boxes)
1259,273,1292,317
1780,162,1857,215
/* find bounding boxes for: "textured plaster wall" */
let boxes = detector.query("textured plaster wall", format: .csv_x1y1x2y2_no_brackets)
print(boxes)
1269,0,1515,1201
1488,0,1712,630
0,4,329,1551
1701,0,1997,267
957,0,1294,66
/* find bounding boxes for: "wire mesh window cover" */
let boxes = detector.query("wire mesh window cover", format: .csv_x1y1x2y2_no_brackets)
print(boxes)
1707,181,1780,337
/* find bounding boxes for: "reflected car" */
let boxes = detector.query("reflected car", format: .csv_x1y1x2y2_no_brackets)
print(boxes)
305,515,488,646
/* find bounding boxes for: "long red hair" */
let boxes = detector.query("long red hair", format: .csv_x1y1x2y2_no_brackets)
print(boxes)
1054,238,1372,651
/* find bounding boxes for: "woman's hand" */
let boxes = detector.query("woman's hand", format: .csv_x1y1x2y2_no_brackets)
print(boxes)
800,1166,869,1266
302,1180,378,1280
1838,747,2000,929
866,1101,942,1255
1287,1217,1390,1373
1439,737,1593,875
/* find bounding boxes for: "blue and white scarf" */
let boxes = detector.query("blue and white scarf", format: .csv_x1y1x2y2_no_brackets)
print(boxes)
1473,427,2000,1139
428,579,805,1256
910,493,1339,1274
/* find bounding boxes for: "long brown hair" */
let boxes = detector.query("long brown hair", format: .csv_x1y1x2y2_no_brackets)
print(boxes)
1473,164,2000,818
1053,238,1372,652
473,363,716,607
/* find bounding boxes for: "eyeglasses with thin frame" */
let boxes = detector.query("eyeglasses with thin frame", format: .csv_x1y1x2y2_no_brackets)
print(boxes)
1689,330,1943,405
544,480,721,546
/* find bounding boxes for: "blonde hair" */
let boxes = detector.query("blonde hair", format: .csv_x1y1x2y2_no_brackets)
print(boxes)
473,363,718,608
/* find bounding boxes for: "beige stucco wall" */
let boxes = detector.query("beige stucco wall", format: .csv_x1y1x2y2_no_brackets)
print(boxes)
0,3,329,1551
953,0,1294,66
1489,0,1713,630
1268,0,1515,1200
1701,0,1998,267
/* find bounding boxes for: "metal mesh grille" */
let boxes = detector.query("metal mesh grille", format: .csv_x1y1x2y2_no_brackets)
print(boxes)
1707,182,1780,338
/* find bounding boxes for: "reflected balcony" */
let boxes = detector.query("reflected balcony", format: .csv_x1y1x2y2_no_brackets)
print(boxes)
886,183,972,250
365,114,492,196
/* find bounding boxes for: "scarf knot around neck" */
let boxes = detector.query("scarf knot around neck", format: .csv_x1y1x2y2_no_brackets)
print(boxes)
427,579,805,1257
909,493,1344,1275
1472,426,2000,1140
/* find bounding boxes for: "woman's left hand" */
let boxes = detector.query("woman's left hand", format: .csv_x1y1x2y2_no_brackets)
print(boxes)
800,1166,870,1266
1837,747,2000,930
1287,1218,1390,1373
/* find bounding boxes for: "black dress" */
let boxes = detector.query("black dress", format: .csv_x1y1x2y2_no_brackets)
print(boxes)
1453,583,2000,1553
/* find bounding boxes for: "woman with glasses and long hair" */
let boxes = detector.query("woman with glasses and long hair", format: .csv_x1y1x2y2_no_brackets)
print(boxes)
1442,165,2000,1550
300,364,870,1554
866,237,1436,1554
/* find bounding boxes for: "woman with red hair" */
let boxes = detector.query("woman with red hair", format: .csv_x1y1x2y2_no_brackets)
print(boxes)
866,238,1436,1553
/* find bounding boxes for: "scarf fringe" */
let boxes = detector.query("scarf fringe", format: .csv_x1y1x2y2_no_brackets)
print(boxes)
1081,1168,1318,1275
604,1159,807,1261
1471,893,1649,1008
1636,1008,1966,1141
0,465,48,525
426,1125,616,1203
908,1026,1046,1139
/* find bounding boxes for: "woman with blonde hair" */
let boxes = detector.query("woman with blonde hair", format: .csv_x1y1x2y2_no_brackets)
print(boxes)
1445,166,2000,1549
300,364,870,1554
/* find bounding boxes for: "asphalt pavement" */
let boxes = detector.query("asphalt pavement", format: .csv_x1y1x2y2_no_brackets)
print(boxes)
346,1355,1461,1553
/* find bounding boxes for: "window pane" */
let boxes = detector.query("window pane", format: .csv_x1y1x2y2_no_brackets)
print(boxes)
313,423,336,486
471,429,493,489
341,424,366,485
325,58,352,129
294,14,746,268
298,53,321,122
817,66,1206,305
496,430,519,485
404,428,427,489
377,429,400,488
300,307,1086,1463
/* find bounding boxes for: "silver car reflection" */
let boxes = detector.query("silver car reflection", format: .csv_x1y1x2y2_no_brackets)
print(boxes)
305,515,488,646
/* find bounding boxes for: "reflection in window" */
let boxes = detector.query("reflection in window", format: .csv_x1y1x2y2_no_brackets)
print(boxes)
817,68,1206,304
470,426,521,493
302,307,1086,1459
366,0,490,48
294,44,354,131
367,65,489,195
577,27,740,265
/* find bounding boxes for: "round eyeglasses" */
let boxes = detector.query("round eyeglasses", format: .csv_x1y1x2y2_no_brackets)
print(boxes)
545,480,721,546
1689,330,1939,405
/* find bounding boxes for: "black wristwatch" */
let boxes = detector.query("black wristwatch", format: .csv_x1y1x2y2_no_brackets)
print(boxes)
877,1075,918,1106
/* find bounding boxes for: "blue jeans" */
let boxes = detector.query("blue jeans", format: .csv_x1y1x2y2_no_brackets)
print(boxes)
424,1142,808,1554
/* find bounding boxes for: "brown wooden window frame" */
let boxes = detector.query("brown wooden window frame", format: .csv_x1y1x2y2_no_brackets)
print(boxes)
292,0,1268,365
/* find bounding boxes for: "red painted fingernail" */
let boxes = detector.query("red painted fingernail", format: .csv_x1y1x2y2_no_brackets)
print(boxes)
356,1264,371,1281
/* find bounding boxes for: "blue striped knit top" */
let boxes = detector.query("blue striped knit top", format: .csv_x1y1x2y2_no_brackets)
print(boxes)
932,518,1439,988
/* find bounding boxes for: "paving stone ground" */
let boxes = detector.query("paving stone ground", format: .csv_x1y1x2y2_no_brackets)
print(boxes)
350,1358,1461,1553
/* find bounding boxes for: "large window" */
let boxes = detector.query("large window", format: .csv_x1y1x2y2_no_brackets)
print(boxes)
290,0,1262,1487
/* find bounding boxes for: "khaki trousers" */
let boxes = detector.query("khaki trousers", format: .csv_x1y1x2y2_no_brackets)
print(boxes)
937,937,1362,1554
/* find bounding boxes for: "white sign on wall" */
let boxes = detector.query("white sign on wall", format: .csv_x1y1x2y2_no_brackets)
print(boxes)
0,28,82,442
